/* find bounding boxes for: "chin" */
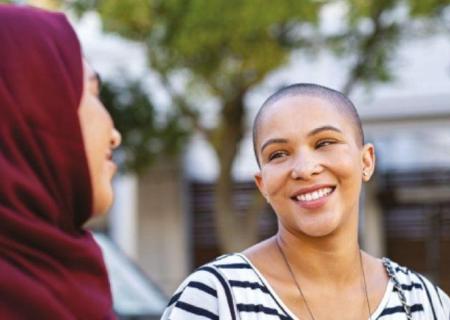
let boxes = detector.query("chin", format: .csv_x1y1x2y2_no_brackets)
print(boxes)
92,186,114,216
296,215,341,238
300,226,336,238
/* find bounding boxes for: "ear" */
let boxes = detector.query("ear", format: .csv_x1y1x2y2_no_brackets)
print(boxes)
361,143,375,181
254,171,266,198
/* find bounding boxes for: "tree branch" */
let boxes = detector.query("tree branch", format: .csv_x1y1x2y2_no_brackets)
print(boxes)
158,72,213,141
341,4,397,95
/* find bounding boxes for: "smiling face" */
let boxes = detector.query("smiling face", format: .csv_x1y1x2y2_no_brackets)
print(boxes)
254,95,374,238
78,61,121,215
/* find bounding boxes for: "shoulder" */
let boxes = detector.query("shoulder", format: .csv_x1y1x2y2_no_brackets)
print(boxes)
161,254,247,320
384,258,450,318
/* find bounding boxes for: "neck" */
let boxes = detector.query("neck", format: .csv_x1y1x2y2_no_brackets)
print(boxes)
276,224,362,286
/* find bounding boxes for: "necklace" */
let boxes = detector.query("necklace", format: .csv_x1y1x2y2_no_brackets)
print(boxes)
275,237,372,320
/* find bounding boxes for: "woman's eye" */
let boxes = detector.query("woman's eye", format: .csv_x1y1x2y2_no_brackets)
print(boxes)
316,140,336,148
268,151,287,161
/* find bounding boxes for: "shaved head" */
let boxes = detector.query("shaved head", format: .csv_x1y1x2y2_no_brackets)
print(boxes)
252,83,365,167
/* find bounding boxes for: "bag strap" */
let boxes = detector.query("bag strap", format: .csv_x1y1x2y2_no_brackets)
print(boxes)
382,257,413,320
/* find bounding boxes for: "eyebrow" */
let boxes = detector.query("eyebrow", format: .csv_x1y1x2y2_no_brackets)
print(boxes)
307,125,342,137
260,138,288,154
88,72,102,86
259,125,343,154
95,72,102,87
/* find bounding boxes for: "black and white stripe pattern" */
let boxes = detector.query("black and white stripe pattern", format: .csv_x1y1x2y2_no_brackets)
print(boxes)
162,254,450,319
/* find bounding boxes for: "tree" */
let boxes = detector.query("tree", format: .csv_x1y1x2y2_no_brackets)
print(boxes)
64,0,449,252
99,80,188,174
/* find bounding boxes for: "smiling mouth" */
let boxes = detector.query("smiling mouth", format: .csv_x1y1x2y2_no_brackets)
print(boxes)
292,186,336,202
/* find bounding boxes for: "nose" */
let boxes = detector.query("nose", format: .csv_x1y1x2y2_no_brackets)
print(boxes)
290,154,322,180
111,127,122,149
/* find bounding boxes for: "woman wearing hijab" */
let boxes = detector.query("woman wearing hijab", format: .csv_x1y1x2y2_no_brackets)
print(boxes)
0,5,121,319
163,84,450,319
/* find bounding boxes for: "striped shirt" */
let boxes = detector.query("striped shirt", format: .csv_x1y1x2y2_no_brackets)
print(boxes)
162,253,450,319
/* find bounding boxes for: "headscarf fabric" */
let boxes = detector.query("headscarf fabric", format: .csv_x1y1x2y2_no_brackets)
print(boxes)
0,5,114,319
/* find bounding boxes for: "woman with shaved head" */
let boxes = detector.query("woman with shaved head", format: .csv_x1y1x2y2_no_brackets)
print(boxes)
163,83,449,319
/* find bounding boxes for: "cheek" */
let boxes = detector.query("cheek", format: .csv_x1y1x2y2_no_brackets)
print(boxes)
336,157,358,178
82,123,101,166
326,146,362,177
331,154,363,197
261,165,289,197
80,104,112,173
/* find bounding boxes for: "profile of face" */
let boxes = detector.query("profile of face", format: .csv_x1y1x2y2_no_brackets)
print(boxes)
254,95,375,238
78,61,121,215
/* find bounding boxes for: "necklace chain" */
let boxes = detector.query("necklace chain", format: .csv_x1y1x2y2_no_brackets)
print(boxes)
382,258,412,320
275,237,372,320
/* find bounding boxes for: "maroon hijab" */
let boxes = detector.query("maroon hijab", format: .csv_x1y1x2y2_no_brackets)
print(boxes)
0,5,114,319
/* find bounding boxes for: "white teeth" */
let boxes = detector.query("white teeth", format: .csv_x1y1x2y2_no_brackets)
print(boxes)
312,191,319,200
296,187,333,202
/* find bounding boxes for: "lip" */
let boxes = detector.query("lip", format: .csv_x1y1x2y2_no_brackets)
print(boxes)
290,184,336,210
107,159,117,174
106,150,117,170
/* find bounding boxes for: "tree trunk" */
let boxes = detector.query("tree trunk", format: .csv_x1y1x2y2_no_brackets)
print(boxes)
210,89,265,253
214,170,260,252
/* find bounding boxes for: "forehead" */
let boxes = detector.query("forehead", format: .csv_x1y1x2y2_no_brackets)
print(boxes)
257,95,353,142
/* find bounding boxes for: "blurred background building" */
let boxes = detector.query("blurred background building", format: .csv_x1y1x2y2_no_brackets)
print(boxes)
9,0,450,318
